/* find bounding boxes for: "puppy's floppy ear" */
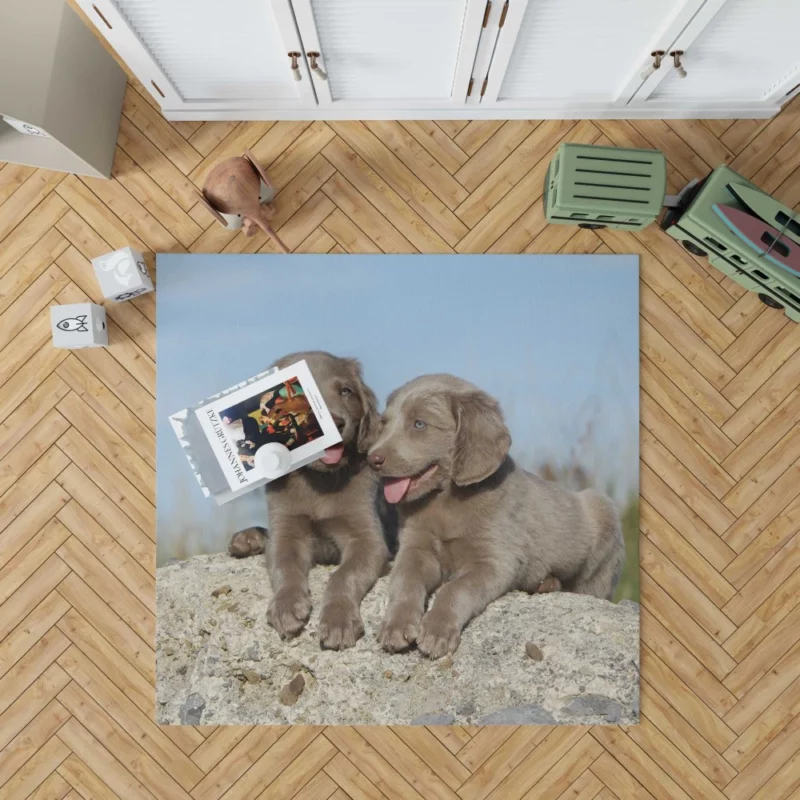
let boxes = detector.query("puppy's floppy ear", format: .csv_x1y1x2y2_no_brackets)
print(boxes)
357,382,380,453
344,359,380,453
451,390,511,486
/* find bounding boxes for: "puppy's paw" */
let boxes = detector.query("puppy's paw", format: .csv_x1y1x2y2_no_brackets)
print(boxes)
417,610,462,660
536,575,562,593
318,600,364,650
379,607,420,653
228,527,267,558
267,588,311,639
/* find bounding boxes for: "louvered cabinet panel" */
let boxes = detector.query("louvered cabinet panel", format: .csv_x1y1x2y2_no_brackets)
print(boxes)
648,0,800,103
291,0,484,106
77,0,316,110
74,0,796,117
494,0,685,102
115,0,293,100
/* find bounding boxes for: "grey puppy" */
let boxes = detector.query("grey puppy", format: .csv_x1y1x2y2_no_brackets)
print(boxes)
367,374,624,660
230,351,390,650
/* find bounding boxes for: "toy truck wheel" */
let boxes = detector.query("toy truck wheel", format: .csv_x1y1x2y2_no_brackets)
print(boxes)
682,240,707,257
758,293,785,310
578,223,606,230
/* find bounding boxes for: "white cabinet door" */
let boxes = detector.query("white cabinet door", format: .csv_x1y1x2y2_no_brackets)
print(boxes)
479,0,706,111
288,0,486,109
630,0,800,110
76,0,317,112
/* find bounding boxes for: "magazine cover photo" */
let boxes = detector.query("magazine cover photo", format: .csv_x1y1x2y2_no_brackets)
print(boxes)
156,253,640,727
194,358,341,487
220,375,324,469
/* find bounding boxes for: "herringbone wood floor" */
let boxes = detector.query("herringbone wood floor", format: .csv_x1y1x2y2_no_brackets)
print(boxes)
3,48,800,799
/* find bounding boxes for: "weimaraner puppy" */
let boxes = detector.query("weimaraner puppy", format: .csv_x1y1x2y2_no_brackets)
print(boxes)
230,351,392,650
367,374,624,659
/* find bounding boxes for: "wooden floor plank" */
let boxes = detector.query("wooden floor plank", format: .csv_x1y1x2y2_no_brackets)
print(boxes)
55,572,154,683
56,535,153,642
323,137,451,252
0,627,71,717
641,537,736,644
400,121,469,174
0,591,70,681
2,70,800,800
121,85,201,176
0,163,36,206
330,121,467,246
57,646,203,791
321,172,416,254
455,119,575,230
641,608,737,717
723,550,800,656
639,680,737,790
0,733,70,800
0,698,71,790
0,556,70,644
0,169,65,243
364,121,469,210
56,719,157,800
111,148,202,249
641,575,737,683
189,726,288,800
57,681,193,800
0,229,68,317
323,752,387,800
640,500,735,608
0,663,70,754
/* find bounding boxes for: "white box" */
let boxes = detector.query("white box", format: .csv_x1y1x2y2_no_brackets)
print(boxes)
2,115,50,137
91,246,154,302
51,303,107,349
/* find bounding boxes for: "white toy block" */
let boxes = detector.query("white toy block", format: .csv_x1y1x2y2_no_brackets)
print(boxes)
91,246,153,302
51,303,107,349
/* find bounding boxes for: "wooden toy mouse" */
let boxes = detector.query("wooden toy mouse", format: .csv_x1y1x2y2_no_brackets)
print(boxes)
197,150,289,253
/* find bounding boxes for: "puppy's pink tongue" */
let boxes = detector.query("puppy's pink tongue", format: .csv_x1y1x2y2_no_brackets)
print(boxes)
383,477,411,504
321,443,345,465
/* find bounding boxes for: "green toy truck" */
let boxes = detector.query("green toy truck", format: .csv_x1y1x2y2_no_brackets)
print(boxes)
543,143,666,231
544,142,800,322
660,166,800,322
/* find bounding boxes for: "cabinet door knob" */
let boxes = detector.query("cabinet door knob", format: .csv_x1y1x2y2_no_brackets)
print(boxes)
307,52,328,81
288,52,302,81
640,50,665,81
670,50,687,79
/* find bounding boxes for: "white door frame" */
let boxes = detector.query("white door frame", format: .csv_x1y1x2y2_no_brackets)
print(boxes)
481,0,712,110
760,64,800,106
478,0,529,105
270,0,319,107
613,0,718,106
75,0,318,112
467,0,516,106
76,0,787,120
289,0,488,109
161,101,780,120
73,0,183,107
625,0,729,106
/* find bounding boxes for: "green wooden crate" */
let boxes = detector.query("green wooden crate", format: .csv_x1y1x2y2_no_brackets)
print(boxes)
661,165,800,322
544,143,667,231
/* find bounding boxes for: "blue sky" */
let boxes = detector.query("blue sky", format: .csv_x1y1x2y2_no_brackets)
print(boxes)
156,254,639,563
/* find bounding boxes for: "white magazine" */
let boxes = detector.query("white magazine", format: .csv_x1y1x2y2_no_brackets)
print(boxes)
170,360,341,503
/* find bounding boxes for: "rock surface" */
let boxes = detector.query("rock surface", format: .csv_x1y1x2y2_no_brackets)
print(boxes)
157,554,640,726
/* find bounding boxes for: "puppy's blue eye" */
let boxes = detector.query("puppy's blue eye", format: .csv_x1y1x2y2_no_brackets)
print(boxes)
340,387,352,396
414,420,426,430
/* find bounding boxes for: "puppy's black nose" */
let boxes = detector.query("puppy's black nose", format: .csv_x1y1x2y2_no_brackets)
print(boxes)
331,413,345,431
368,452,385,469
